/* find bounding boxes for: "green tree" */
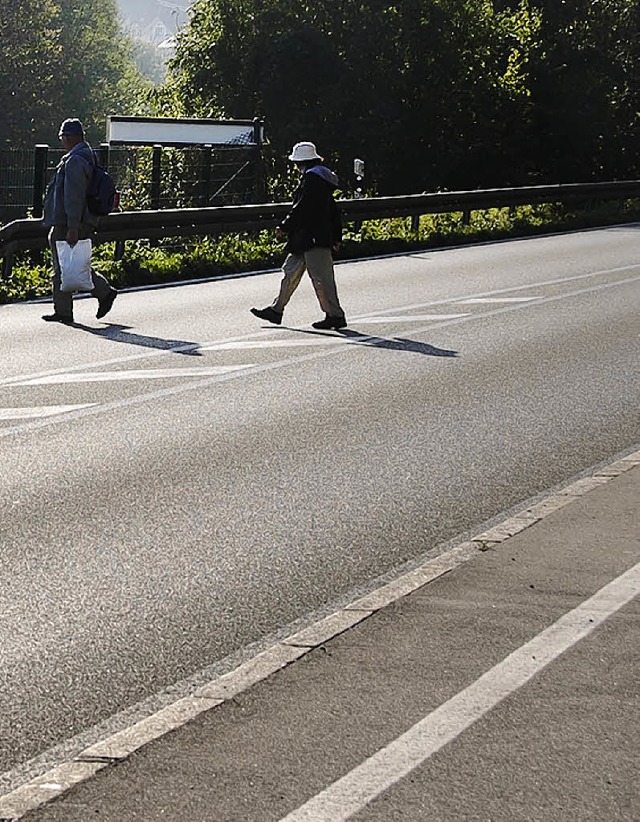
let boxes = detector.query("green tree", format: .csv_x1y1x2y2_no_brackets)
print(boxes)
163,0,550,193
0,0,60,144
0,0,146,147
524,0,640,181
52,0,147,144
161,0,638,193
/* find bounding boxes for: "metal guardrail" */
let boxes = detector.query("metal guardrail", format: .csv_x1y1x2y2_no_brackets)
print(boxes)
2,179,639,278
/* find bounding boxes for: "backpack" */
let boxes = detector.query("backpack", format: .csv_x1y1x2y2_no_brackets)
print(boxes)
87,154,120,215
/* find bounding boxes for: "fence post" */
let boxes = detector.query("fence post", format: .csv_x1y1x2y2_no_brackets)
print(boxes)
252,118,267,203
32,144,49,218
201,145,212,207
151,144,162,210
95,142,110,168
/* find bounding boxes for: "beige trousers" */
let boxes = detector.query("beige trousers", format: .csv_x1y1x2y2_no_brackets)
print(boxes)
48,225,112,318
271,247,344,318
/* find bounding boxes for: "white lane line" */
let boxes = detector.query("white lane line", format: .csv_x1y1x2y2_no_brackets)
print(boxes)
2,262,637,390
1,274,637,440
456,296,540,304
12,365,254,386
279,561,640,822
0,404,95,419
350,313,469,323
202,338,363,350
0,456,637,817
348,263,640,321
202,322,467,347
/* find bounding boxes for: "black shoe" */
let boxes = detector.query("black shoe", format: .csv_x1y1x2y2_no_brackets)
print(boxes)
312,315,347,330
96,289,118,320
250,306,283,325
42,313,74,325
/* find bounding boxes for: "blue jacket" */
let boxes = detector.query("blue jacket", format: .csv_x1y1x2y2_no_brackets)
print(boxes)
43,141,99,229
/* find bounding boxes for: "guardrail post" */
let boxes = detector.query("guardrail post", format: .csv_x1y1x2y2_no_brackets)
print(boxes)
410,215,420,234
151,145,162,210
32,144,49,218
3,251,14,279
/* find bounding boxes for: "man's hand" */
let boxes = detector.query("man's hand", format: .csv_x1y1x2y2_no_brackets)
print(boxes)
275,226,286,243
66,228,79,246
332,241,341,254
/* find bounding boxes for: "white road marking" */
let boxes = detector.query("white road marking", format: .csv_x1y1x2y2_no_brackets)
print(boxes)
202,338,363,350
12,365,254,386
0,404,95,419
1,263,636,390
455,296,540,304
354,313,469,323
279,561,640,822
1,274,637,440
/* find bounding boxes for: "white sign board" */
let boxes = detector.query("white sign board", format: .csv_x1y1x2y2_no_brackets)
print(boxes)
106,116,261,147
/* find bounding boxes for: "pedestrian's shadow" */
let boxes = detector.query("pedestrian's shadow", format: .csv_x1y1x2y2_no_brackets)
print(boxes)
71,323,202,356
288,327,458,357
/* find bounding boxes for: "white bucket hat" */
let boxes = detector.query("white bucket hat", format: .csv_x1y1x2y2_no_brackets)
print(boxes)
288,141,323,163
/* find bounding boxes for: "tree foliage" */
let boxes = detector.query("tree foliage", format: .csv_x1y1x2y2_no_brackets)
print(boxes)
161,0,639,193
0,0,60,143
0,0,145,146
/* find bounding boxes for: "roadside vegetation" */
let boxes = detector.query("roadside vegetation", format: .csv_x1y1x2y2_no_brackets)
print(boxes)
1,1,638,303
3,199,638,304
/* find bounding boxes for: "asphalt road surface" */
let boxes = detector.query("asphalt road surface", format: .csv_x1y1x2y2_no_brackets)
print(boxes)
1,224,639,788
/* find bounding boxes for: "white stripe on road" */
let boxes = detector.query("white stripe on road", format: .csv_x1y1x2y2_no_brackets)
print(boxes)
349,313,469,323
202,338,367,350
1,264,636,390
455,296,540,304
12,365,254,386
0,404,95,419
279,561,640,822
1,274,637,440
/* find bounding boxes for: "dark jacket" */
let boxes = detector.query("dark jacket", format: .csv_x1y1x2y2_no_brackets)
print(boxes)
43,141,99,230
279,165,342,254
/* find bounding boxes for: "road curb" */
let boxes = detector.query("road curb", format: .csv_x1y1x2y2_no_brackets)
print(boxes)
1,449,639,820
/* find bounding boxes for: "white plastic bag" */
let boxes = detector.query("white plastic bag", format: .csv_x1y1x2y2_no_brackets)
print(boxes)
56,239,93,293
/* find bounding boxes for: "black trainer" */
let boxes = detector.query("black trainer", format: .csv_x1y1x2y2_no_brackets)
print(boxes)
312,315,347,330
250,306,283,325
96,289,118,320
42,313,74,325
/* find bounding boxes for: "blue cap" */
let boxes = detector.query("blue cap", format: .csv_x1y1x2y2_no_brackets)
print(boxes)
58,118,85,138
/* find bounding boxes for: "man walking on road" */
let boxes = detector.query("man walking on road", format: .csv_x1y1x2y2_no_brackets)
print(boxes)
251,141,346,330
41,118,118,325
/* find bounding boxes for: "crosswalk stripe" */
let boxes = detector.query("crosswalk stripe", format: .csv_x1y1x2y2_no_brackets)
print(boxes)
0,404,95,419
11,365,255,386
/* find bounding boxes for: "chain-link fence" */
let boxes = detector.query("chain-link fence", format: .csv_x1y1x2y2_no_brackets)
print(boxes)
0,143,266,226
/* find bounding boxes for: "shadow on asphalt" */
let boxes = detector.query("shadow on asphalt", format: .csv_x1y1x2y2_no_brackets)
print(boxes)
70,322,203,355
286,326,459,357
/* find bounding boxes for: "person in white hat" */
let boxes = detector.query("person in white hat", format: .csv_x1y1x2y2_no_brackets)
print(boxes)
251,141,346,330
